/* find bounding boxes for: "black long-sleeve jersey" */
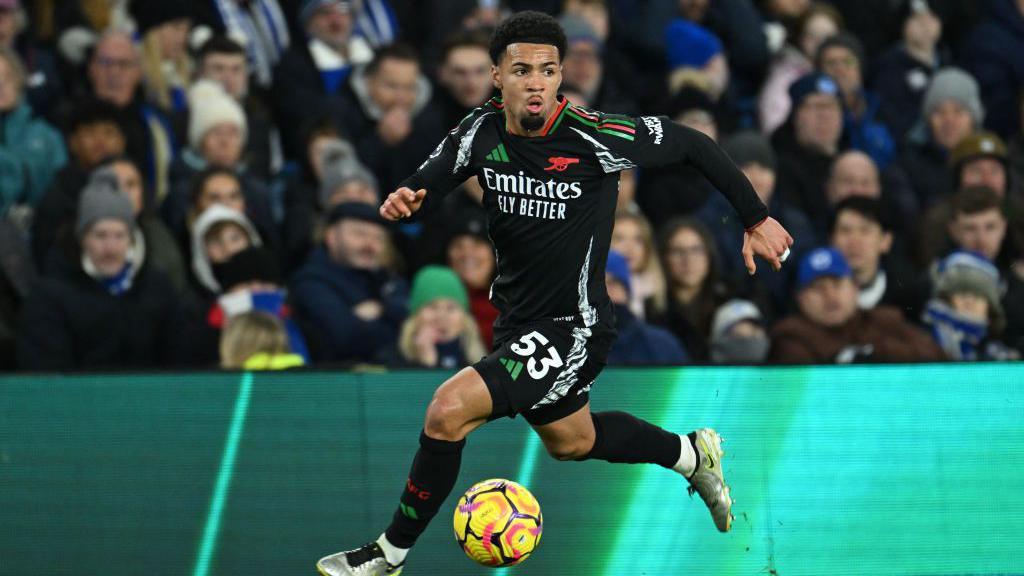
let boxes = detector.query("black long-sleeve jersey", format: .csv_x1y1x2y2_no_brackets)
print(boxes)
400,95,768,333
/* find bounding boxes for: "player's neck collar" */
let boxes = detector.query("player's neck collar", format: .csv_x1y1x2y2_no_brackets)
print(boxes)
497,95,570,138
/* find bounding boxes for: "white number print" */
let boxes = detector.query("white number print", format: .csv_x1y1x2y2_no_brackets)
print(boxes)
510,331,565,380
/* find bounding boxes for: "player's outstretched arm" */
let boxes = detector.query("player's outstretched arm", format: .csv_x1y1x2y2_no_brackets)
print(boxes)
380,187,427,221
742,216,793,275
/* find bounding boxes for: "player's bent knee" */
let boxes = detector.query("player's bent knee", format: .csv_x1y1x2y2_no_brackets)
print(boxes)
423,391,469,441
544,440,593,461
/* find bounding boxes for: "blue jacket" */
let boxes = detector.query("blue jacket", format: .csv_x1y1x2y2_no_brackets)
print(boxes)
962,0,1024,138
608,305,689,366
289,247,408,363
0,101,66,216
844,90,896,170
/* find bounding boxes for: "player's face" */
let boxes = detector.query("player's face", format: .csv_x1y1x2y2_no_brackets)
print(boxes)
798,276,858,327
493,43,562,135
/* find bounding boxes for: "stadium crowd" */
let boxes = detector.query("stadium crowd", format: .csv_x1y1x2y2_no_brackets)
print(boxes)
1,0,1022,370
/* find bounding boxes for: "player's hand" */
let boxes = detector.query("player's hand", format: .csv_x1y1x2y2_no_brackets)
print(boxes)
380,187,426,221
742,216,794,275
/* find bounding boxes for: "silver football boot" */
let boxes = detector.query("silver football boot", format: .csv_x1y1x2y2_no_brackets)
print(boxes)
686,428,734,532
317,542,403,576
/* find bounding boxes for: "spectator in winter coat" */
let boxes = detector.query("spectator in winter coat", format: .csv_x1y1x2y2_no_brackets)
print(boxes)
17,172,181,370
961,0,1024,139
30,99,126,269
131,1,192,124
195,35,279,179
336,44,446,194
75,29,176,203
272,0,374,156
289,201,408,363
815,33,895,168
393,266,486,369
606,250,689,366
830,197,920,318
0,47,66,220
708,299,770,364
923,251,1019,361
444,211,498,350
773,73,845,240
188,203,263,299
759,2,843,135
873,0,945,141
769,246,945,363
896,67,982,209
435,29,497,130
183,245,310,367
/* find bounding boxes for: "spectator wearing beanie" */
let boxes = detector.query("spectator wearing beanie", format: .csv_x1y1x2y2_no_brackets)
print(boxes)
0,47,66,221
444,211,499,350
318,138,379,210
289,201,408,363
167,79,252,192
605,250,689,366
17,172,181,370
389,265,486,369
769,247,945,364
708,299,770,364
923,251,1019,361
773,73,845,238
92,160,187,294
181,245,311,367
962,0,1024,139
897,67,984,209
815,33,896,169
874,0,947,141
31,100,128,268
194,35,279,180
664,19,730,105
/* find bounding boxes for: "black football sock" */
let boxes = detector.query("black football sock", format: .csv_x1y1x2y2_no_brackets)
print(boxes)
578,411,681,468
384,431,466,549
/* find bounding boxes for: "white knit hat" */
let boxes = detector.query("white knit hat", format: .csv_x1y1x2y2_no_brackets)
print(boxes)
191,204,262,293
188,79,248,151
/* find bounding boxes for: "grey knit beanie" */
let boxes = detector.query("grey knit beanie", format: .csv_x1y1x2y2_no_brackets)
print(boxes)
318,139,379,208
922,68,984,126
76,170,134,238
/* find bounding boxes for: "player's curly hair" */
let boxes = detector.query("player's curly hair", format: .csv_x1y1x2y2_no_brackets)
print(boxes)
489,11,567,65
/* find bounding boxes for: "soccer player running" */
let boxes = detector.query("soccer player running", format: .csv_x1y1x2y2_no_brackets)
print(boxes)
318,12,792,576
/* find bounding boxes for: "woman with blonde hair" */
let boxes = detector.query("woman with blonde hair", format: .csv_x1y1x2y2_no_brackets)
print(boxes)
396,266,486,369
610,208,666,320
131,4,192,114
220,311,305,370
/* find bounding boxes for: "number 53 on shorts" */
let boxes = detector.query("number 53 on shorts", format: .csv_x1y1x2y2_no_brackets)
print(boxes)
510,331,564,380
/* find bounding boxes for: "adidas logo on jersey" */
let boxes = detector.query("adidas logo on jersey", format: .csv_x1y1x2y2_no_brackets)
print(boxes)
486,144,510,162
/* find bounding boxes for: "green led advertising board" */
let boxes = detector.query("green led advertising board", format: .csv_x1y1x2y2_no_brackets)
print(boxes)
1,365,1022,575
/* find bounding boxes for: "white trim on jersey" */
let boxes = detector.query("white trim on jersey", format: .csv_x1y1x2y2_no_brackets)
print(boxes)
568,127,636,173
454,112,494,174
532,236,598,408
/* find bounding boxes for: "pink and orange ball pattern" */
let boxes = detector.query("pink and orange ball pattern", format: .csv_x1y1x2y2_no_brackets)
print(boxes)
453,479,543,567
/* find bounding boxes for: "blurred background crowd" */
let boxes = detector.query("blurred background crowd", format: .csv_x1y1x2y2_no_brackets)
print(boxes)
1,0,1022,371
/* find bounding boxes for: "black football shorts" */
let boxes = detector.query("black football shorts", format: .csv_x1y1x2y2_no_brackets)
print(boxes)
473,320,616,425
